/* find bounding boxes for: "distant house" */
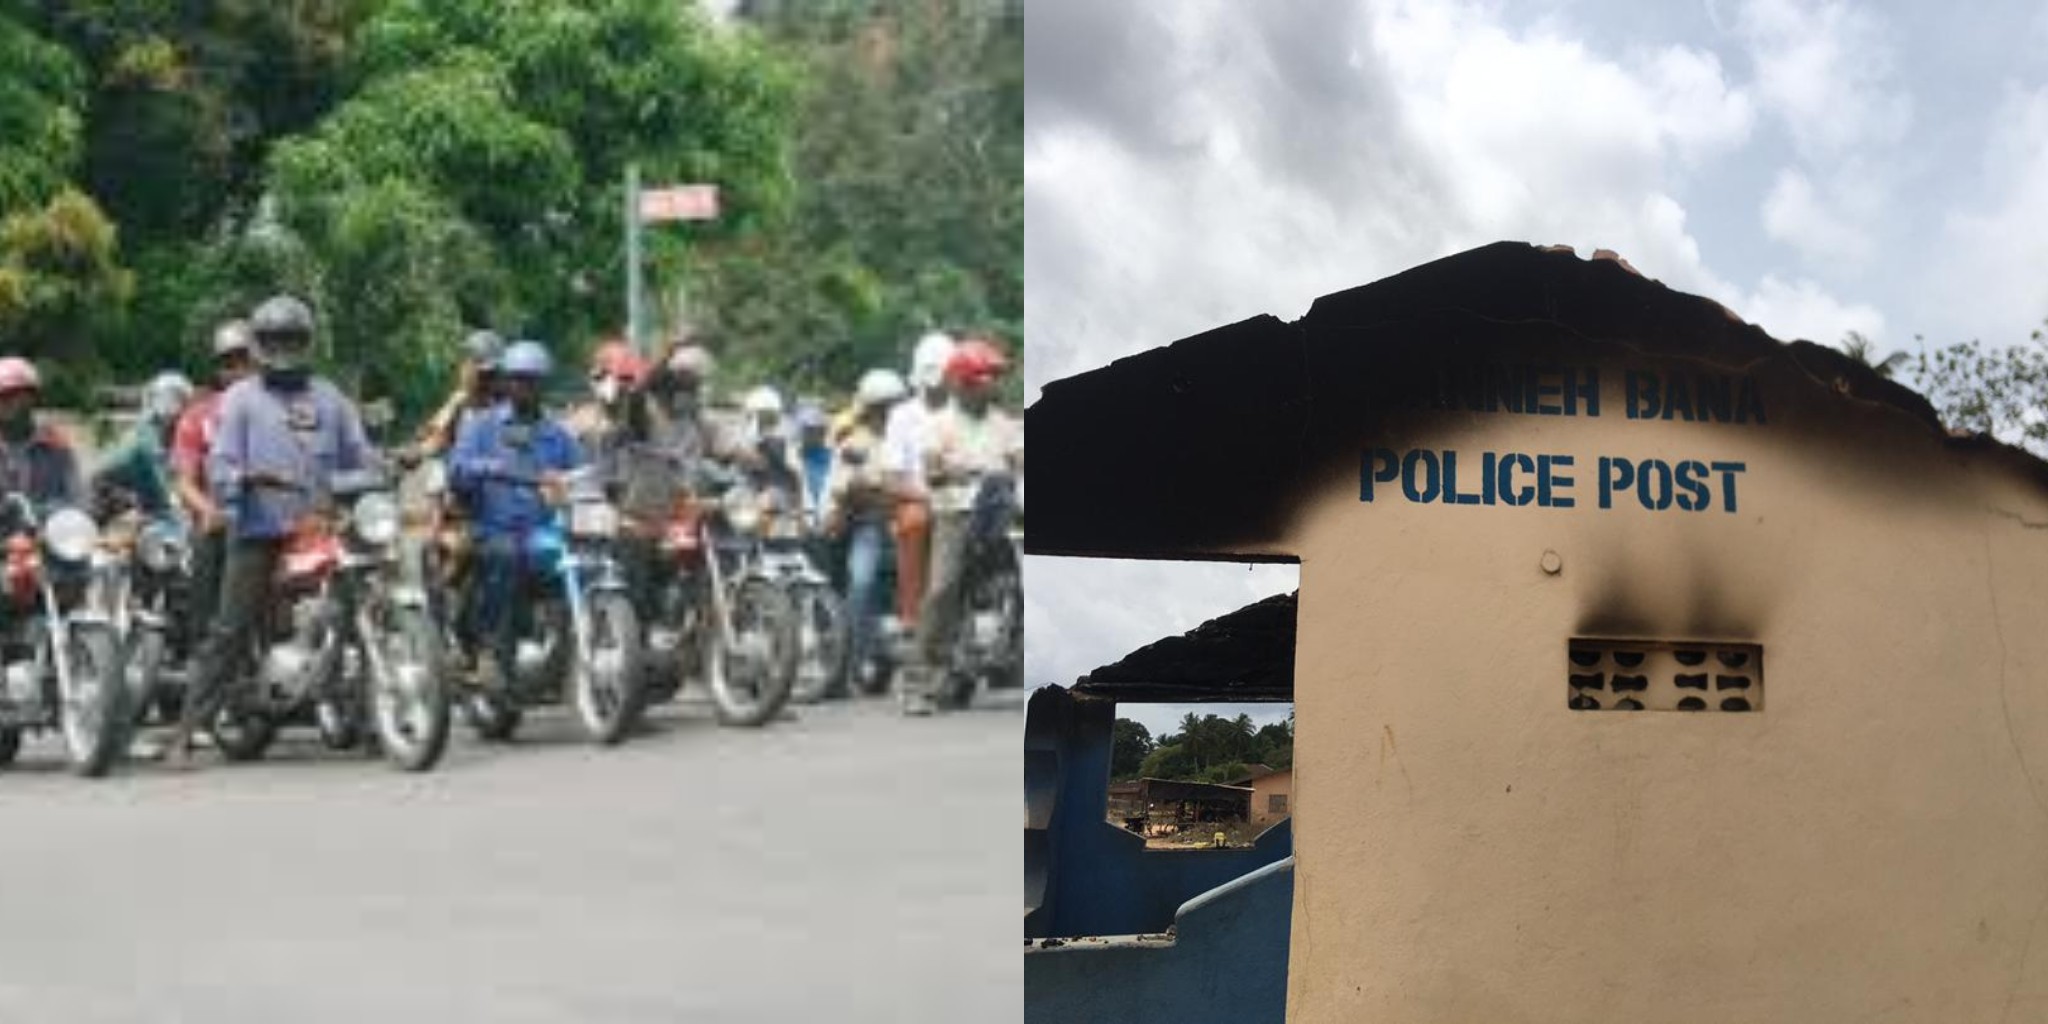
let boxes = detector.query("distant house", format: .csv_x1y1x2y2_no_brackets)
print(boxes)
1228,765,1292,827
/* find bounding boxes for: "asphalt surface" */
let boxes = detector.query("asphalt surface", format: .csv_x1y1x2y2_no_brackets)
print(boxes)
0,689,1023,1023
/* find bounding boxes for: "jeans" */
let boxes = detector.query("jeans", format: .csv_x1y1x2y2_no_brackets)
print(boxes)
180,537,282,732
844,519,888,675
473,534,538,682
186,525,227,655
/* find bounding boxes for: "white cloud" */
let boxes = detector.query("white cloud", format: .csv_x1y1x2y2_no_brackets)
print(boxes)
1930,82,2048,344
1024,556,1299,692
1759,167,1877,269
1736,0,1910,158
1735,0,1910,275
1025,0,1821,399
1733,273,1886,344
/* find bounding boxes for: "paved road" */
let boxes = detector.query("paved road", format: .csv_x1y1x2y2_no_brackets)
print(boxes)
0,690,1023,1023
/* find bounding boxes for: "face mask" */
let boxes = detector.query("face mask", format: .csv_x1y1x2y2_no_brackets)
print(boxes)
0,405,31,442
262,367,311,392
593,377,621,405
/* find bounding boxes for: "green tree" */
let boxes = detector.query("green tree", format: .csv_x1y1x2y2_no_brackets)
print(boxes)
1137,742,1195,781
347,0,797,359
0,188,135,401
0,12,85,214
714,0,1021,395
1109,718,1153,781
1903,322,2048,457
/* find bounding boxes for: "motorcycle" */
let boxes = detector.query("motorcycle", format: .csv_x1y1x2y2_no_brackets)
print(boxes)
629,453,799,727
204,470,452,771
755,488,849,704
937,471,1023,708
455,465,647,746
103,511,197,728
0,494,133,775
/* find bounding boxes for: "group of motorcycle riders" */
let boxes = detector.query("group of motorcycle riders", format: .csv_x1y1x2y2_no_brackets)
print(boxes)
0,290,1022,774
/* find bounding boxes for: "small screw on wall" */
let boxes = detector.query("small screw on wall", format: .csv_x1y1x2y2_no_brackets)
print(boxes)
1540,549,1563,575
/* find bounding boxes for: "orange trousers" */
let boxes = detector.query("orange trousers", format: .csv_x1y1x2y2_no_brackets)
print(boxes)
893,499,932,627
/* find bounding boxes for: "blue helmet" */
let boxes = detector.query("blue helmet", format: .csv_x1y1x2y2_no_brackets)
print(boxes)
500,340,552,378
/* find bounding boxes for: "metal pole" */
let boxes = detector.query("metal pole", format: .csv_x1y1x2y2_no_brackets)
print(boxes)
626,163,644,355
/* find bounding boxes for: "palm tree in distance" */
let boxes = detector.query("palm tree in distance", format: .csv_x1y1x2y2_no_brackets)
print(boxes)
1840,330,1909,379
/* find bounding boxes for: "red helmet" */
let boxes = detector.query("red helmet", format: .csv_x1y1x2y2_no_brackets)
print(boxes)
943,338,1008,390
0,358,40,395
589,339,646,386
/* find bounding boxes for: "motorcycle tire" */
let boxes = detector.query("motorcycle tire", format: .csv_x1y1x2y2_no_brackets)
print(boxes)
209,703,277,762
573,593,646,746
707,578,799,728
788,582,850,705
124,628,167,728
63,624,132,778
854,654,896,697
462,690,523,742
371,605,451,772
315,695,363,751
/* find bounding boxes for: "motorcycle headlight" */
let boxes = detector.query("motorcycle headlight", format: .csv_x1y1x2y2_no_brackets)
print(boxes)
42,508,99,563
137,521,186,572
570,500,619,539
352,493,401,546
723,489,762,535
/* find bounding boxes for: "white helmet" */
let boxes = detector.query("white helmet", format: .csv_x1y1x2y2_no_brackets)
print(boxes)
910,331,956,391
142,372,195,423
856,368,909,408
743,385,785,416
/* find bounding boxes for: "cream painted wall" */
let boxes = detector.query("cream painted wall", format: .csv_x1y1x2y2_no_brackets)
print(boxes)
1282,349,2048,1022
1252,771,1293,827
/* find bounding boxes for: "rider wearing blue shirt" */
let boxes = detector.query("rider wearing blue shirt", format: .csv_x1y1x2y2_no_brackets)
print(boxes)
447,340,583,692
167,294,377,768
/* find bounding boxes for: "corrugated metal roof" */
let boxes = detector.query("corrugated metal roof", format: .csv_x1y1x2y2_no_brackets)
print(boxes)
1073,591,1296,701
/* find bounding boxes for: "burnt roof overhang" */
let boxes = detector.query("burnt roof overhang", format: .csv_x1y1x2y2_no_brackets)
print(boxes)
1072,591,1297,701
1024,240,2048,561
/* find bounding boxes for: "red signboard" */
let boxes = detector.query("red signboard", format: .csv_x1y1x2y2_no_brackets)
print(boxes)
638,184,720,223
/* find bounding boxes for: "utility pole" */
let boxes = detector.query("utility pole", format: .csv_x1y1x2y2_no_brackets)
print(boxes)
625,163,645,355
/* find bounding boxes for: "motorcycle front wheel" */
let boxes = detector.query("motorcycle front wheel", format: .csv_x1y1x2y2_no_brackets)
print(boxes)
124,627,166,728
706,578,799,728
572,592,645,745
787,581,850,705
370,605,451,772
60,623,132,777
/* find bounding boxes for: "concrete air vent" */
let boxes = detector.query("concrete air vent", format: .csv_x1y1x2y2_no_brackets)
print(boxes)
1567,640,1761,712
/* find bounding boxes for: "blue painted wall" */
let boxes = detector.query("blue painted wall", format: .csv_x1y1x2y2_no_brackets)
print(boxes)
1026,856,1294,1024
1026,686,1294,939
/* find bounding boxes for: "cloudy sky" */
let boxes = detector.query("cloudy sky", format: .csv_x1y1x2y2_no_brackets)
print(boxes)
1023,0,2048,728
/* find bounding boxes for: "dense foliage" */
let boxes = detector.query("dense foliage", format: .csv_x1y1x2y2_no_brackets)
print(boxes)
0,0,1021,422
1112,711,1294,785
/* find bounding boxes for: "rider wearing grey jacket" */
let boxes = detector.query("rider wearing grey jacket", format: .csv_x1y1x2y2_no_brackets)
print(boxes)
164,295,376,768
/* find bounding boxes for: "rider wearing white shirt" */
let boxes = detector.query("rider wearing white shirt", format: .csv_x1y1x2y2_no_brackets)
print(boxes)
882,332,956,631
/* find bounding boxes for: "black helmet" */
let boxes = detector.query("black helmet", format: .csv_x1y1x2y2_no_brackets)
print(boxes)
250,294,314,337
462,329,504,371
249,294,315,370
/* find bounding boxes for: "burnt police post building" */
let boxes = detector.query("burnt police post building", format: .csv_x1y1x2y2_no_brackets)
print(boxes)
1026,242,2048,1022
